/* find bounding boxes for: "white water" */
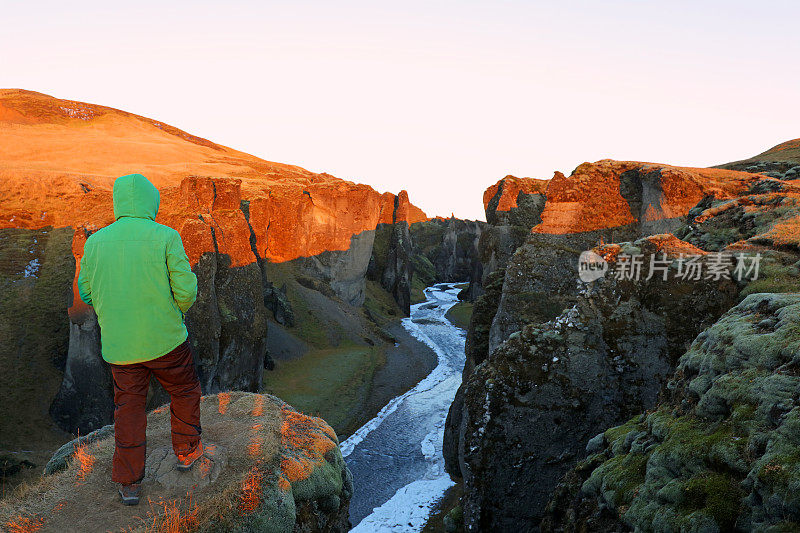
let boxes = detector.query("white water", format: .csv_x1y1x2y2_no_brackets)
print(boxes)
343,283,467,531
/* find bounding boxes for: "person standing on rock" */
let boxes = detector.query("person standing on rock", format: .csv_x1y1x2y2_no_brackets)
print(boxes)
77,173,204,506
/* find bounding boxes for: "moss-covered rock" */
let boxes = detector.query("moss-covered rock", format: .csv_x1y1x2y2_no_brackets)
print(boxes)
3,392,352,532
543,293,800,532
449,242,741,531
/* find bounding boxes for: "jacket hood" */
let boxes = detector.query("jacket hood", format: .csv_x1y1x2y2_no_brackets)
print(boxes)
113,174,160,221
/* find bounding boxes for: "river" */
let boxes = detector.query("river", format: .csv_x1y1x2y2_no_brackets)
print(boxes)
342,283,467,531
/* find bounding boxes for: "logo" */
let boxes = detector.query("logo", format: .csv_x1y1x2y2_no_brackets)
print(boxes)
578,251,608,282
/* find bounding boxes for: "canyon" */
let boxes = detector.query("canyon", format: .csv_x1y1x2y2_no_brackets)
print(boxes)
2,87,800,532
0,89,483,530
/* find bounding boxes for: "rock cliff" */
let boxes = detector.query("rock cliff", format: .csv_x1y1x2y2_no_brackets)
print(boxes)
0,89,429,439
408,217,485,302
542,293,800,532
442,155,800,531
454,237,740,529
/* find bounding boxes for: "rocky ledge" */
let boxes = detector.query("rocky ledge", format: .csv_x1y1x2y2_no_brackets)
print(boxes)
1,392,353,532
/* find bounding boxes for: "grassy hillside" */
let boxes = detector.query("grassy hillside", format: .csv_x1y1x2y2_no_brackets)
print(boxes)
0,227,74,494
719,138,800,167
261,260,413,438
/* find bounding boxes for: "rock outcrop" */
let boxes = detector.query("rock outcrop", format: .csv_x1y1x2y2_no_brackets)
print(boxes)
467,175,548,299
442,158,790,531
542,293,800,532
375,191,416,314
49,306,113,435
450,238,741,530
409,217,485,296
533,160,753,236
2,391,353,532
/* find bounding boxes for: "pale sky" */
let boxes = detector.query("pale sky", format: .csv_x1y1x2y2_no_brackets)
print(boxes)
3,1,799,220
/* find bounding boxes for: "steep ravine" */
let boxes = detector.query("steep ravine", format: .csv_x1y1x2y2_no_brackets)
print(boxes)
343,283,466,530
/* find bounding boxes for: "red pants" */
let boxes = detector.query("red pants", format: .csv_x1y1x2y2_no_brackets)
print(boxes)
109,340,202,484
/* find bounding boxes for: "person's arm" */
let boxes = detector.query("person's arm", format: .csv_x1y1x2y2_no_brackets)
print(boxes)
166,230,198,313
77,242,94,306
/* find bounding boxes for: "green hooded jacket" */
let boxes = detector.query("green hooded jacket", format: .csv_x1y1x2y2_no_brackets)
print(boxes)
77,174,198,364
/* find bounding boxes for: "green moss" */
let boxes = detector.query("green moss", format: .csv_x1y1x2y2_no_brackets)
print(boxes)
445,302,473,330
655,412,748,465
0,227,74,450
604,416,644,447
679,472,743,530
740,255,800,297
363,279,402,327
758,448,800,487
596,453,649,508
262,345,385,436
290,451,345,503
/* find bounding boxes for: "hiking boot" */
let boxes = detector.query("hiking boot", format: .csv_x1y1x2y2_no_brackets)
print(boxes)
176,442,204,472
119,483,141,506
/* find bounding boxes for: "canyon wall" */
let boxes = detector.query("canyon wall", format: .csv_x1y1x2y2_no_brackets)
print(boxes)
0,90,488,444
0,89,440,438
443,159,800,531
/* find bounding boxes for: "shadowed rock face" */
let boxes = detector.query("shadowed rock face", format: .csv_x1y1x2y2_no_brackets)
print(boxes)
468,175,548,300
542,293,800,532
408,217,485,297
381,220,413,315
49,307,113,435
451,241,740,530
9,392,353,533
443,159,794,531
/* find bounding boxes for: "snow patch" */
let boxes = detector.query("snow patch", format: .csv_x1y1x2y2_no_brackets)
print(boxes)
351,476,455,532
23,259,40,278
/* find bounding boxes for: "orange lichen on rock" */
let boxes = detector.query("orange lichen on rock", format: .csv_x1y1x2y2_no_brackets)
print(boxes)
4,515,45,533
594,235,706,263
217,392,230,415
251,395,265,417
278,407,337,487
247,424,264,459
238,468,263,514
483,175,549,214
533,160,758,234
594,243,622,263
